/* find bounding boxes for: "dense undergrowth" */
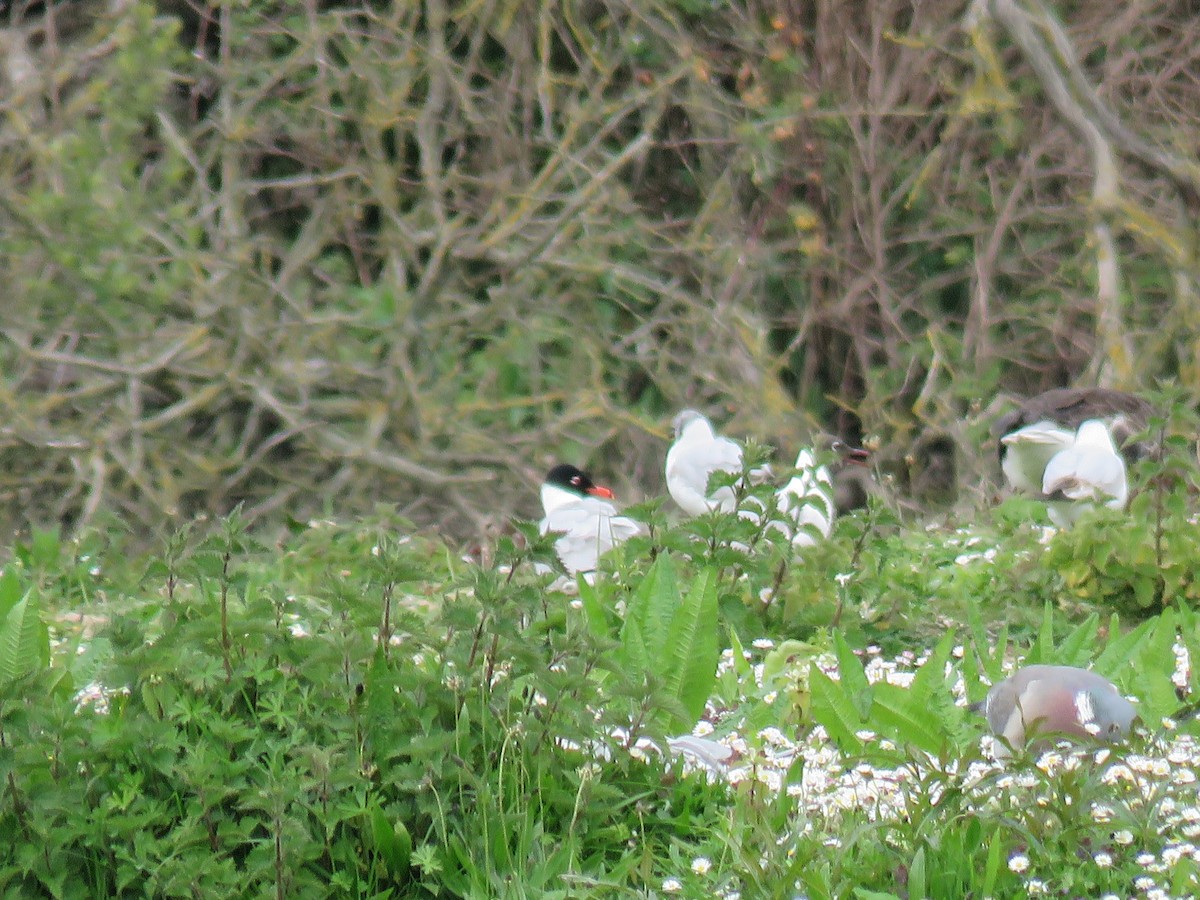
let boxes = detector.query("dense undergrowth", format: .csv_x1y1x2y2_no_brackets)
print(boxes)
2,2,1199,894
0,445,1198,898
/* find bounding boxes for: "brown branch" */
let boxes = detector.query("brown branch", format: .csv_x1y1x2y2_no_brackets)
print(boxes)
984,0,1140,382
1,327,209,378
245,381,490,487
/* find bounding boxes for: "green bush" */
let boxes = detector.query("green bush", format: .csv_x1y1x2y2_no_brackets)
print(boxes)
0,516,729,896
1,489,1198,896
1044,461,1200,618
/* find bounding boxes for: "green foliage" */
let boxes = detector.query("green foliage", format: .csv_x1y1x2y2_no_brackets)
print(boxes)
2,404,1199,896
778,496,1056,653
660,566,721,724
1044,440,1200,617
584,550,726,731
1,480,1198,897
810,630,964,757
0,571,49,689
0,0,1199,892
0,513,729,896
1009,602,1190,725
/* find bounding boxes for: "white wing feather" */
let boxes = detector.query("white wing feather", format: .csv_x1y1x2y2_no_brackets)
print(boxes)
772,448,835,548
665,417,746,516
540,496,643,575
1040,420,1128,526
1000,420,1076,494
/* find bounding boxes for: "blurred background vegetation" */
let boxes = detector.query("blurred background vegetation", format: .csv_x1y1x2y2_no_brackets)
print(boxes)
1,0,1198,545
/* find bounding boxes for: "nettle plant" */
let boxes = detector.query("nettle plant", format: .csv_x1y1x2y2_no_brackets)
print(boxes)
738,601,1200,899
0,514,730,897
3,429,1197,897
1045,406,1200,618
573,441,864,725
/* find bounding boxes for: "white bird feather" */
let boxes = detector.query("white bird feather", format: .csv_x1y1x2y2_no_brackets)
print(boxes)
664,410,749,517
539,482,643,576
666,410,839,549
999,419,1077,494
770,448,835,549
1040,419,1128,527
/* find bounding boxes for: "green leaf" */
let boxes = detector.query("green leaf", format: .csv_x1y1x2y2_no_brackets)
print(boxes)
623,554,679,657
1030,601,1055,663
871,683,945,755
832,630,872,720
1145,607,1178,672
620,613,649,676
909,845,927,899
1055,613,1100,667
1169,855,1200,896
29,527,62,570
968,596,1007,681
966,600,991,667
809,664,864,753
1095,614,1154,674
369,805,412,875
961,640,984,708
140,679,170,720
0,569,22,616
989,620,1010,682
728,628,753,681
0,588,49,686
742,695,783,736
867,630,957,755
1179,605,1200,697
577,576,609,637
1131,609,1182,720
763,640,815,688
662,567,720,723
908,630,955,709
982,829,1003,896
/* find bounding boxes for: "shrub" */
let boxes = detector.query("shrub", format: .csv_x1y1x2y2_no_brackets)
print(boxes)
0,516,729,896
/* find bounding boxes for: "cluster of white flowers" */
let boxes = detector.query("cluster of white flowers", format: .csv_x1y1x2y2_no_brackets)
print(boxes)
654,632,1200,898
